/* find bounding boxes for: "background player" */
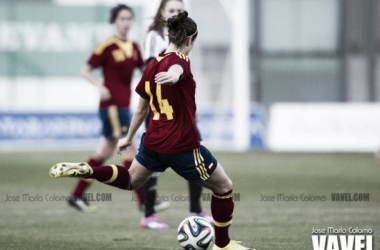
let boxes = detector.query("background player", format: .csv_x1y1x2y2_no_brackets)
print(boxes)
142,0,212,226
50,11,253,250
68,4,145,213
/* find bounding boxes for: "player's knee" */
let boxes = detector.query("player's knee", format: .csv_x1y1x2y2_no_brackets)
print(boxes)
215,177,233,194
224,178,233,192
130,182,143,191
129,177,143,191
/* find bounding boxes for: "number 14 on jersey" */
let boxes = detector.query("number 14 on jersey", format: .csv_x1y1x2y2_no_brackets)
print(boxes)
145,81,174,120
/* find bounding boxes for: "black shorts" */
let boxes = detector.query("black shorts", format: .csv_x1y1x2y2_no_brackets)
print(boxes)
135,135,217,183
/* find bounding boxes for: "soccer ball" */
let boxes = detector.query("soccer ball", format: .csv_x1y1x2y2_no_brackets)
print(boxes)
177,216,214,250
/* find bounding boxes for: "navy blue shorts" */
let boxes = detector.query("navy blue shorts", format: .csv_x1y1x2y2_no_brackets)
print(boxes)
135,135,218,183
99,105,131,140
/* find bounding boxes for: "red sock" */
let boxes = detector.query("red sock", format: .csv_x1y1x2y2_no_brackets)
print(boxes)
124,159,145,204
71,155,104,197
211,190,234,248
90,164,132,190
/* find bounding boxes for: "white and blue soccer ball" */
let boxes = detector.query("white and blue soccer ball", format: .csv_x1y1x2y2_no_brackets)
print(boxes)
177,216,214,250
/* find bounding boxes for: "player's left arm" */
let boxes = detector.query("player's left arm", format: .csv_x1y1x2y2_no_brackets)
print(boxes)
117,97,149,154
155,64,184,85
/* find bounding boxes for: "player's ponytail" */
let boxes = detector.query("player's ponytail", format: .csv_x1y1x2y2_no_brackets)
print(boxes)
166,11,198,47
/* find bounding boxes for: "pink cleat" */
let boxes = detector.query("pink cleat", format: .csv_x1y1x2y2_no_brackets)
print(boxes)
188,210,214,225
140,214,170,230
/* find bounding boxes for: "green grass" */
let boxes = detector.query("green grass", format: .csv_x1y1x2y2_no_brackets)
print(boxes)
0,151,379,250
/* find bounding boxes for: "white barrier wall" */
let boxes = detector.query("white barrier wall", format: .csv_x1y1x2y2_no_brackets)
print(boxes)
268,103,380,152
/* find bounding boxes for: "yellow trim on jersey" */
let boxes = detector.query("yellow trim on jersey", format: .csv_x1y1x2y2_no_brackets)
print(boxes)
94,37,116,55
114,39,133,58
212,193,234,199
108,105,121,138
175,52,189,62
94,37,135,59
156,54,171,62
193,149,206,181
145,81,160,120
112,49,126,62
214,220,232,227
103,165,118,184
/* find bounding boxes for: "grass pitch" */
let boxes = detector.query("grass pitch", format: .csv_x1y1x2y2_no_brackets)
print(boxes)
0,151,379,250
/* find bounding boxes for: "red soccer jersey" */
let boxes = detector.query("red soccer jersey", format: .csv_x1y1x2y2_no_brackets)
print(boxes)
88,36,144,108
135,52,200,154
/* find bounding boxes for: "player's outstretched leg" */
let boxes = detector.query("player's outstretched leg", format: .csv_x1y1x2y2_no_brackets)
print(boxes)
50,160,169,230
124,157,145,205
50,160,152,190
201,163,254,250
123,144,146,207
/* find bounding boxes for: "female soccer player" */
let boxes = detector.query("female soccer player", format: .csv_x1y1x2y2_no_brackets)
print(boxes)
145,0,183,63
68,4,145,212
142,0,212,227
50,11,253,250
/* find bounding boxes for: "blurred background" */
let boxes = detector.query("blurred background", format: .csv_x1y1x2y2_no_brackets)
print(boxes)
1,2,380,249
1,0,380,152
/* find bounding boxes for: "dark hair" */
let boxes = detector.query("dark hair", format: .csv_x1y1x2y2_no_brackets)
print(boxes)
148,0,183,38
110,4,134,24
166,11,197,47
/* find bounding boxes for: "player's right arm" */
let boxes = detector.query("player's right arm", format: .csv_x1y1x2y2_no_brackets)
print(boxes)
117,96,149,154
80,64,111,101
